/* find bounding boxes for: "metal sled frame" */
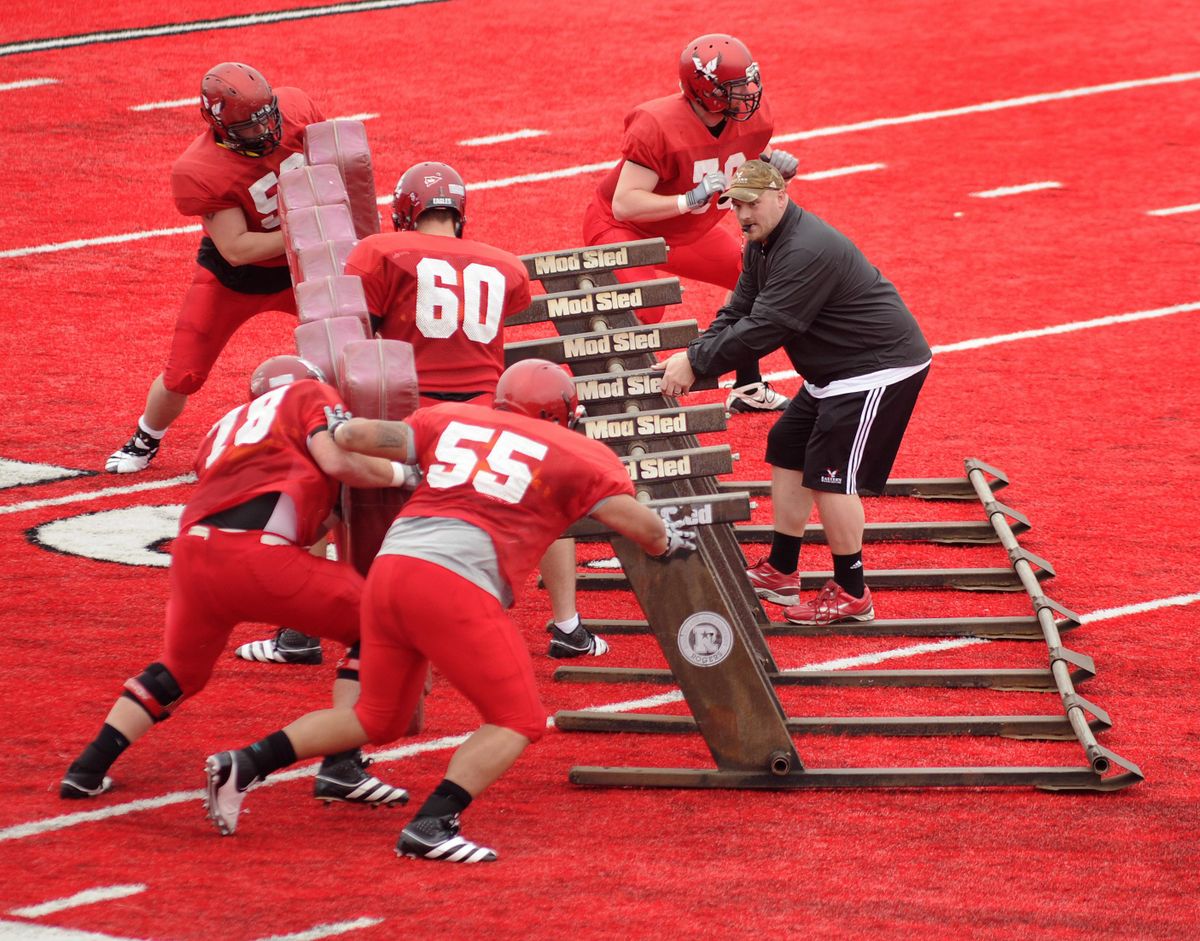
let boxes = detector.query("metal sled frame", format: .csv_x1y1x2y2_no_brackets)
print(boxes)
512,240,1141,793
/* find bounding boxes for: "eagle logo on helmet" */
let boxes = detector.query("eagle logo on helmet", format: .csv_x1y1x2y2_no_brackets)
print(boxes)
692,55,721,82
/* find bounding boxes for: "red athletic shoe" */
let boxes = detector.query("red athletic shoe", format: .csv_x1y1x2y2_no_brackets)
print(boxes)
745,559,801,605
783,580,875,625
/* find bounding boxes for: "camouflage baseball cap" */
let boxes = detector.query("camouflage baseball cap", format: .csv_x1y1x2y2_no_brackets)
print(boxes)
722,159,786,202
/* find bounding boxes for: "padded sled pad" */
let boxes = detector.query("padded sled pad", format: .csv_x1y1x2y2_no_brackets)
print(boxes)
294,316,367,390
304,120,381,238
295,274,371,328
296,238,358,283
283,204,357,287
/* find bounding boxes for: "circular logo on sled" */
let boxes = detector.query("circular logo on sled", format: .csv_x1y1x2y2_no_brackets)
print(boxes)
677,612,734,668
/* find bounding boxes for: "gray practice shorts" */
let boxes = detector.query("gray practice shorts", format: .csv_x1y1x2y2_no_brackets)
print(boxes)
764,366,929,495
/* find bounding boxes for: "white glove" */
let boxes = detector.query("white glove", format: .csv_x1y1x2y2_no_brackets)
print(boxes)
390,462,422,490
767,149,799,180
654,506,699,559
683,171,729,210
323,404,352,441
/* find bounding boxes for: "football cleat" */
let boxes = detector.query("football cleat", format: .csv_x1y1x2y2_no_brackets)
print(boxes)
314,752,409,807
105,429,161,474
546,620,609,659
726,381,790,414
745,559,801,606
234,628,323,665
783,580,875,625
396,813,497,863
203,750,260,836
60,767,113,799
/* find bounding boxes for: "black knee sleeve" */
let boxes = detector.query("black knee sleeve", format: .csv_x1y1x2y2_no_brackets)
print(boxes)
121,662,184,723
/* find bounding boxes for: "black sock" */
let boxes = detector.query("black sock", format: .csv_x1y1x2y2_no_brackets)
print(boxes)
245,730,297,780
735,366,763,388
416,778,473,819
320,748,360,769
767,533,803,574
69,723,130,776
833,551,865,598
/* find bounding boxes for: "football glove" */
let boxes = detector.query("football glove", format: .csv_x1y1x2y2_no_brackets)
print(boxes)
684,171,729,210
654,506,699,559
323,404,352,442
767,149,799,180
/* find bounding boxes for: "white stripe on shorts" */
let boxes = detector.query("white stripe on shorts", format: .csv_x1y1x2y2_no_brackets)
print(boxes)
846,386,885,494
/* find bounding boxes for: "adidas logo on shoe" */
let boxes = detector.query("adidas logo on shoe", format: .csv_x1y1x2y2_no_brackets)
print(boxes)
314,753,409,807
105,430,161,474
235,628,323,665
396,813,497,863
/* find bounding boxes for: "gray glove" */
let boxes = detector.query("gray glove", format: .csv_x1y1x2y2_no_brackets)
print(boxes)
654,506,699,559
684,171,729,210
323,404,352,441
767,149,799,180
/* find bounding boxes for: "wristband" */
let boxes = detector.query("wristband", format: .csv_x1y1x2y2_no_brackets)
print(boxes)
390,462,408,487
677,194,690,215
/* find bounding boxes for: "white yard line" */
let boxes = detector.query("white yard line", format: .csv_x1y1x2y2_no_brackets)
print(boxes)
971,181,1062,198
0,474,195,516
128,97,195,112
0,1,442,57
8,885,146,918
4,69,1198,259
3,591,1194,845
1147,202,1200,216
253,919,385,941
0,78,57,92
459,128,548,147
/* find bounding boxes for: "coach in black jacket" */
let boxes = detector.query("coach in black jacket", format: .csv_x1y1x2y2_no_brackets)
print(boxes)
655,159,931,626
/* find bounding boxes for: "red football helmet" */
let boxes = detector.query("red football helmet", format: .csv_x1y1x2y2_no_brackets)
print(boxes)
391,161,467,236
679,34,762,121
249,355,326,399
200,62,282,157
493,359,584,429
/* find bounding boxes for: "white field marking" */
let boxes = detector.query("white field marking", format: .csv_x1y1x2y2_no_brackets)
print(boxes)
0,921,146,940
8,884,146,918
1079,592,1200,623
0,0,444,57
7,587,1187,847
254,918,384,941
128,97,195,112
0,473,195,516
459,128,548,147
0,78,58,92
1147,202,1200,216
0,225,202,259
772,69,1200,143
755,300,1200,385
9,67,1198,260
330,113,378,122
798,162,886,181
971,181,1062,198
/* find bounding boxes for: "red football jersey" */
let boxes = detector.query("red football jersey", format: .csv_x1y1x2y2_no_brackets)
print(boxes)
400,403,634,599
170,87,325,267
593,92,774,244
181,380,341,545
345,231,532,394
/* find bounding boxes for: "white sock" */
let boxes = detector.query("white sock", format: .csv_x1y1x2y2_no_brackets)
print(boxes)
554,614,581,634
137,416,167,440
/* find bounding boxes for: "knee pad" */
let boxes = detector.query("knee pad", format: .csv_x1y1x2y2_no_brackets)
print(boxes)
336,642,360,682
122,662,184,722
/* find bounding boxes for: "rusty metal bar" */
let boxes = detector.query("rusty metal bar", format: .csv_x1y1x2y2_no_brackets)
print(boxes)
964,458,1142,784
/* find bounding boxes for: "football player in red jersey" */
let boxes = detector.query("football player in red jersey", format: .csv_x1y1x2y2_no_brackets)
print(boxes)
243,162,603,662
584,34,799,414
203,359,698,861
64,357,409,808
106,63,325,475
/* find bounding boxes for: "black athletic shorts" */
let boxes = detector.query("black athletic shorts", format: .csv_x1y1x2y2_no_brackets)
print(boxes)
764,365,929,495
